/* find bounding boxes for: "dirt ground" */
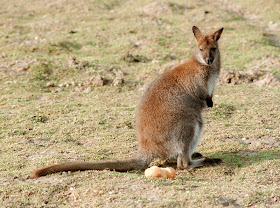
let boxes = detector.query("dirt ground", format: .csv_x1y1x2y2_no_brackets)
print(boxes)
0,0,279,207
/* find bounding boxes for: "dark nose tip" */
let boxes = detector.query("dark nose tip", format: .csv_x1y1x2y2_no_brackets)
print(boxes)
206,58,213,64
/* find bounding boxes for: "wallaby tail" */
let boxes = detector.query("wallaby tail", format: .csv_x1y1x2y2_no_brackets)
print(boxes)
31,158,149,178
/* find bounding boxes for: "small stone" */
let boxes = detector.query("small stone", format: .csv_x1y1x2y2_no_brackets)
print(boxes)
108,191,116,195
80,61,89,68
17,65,30,72
152,59,159,63
46,82,56,88
74,86,84,92
113,69,125,77
90,75,109,86
71,81,77,86
112,77,124,86
84,86,92,93
1,52,7,58
41,188,48,192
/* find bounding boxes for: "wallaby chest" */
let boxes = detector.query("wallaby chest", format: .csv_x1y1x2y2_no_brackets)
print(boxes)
207,71,219,96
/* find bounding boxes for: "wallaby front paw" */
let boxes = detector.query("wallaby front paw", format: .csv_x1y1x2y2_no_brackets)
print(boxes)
206,97,213,107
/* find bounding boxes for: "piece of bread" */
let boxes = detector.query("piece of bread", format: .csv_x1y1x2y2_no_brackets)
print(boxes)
144,166,176,179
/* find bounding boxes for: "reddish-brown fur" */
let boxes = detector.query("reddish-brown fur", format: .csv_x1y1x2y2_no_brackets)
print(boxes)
31,26,223,178
136,57,209,158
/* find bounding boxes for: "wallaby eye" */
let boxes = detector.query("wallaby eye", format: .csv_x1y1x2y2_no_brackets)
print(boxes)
200,48,204,51
211,48,216,51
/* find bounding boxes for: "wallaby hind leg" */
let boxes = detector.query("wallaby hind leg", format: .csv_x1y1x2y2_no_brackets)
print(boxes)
177,120,222,169
162,152,203,166
177,152,222,169
188,120,205,168
177,153,191,170
176,120,201,170
177,150,205,169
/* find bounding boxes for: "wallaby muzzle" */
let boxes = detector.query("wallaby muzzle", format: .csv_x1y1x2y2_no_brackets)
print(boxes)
206,57,213,65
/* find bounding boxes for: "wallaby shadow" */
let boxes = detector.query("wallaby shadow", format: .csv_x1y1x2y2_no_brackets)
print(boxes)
150,150,279,170
212,149,280,168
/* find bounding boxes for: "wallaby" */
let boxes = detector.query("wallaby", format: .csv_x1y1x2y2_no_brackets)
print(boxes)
31,26,223,178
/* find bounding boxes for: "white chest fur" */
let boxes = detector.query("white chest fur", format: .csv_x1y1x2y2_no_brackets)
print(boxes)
207,72,218,96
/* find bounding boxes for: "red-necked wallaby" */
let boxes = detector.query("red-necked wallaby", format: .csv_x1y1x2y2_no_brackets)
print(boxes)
31,26,223,178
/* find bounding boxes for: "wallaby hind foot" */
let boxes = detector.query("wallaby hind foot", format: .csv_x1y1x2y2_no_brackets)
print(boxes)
177,157,222,170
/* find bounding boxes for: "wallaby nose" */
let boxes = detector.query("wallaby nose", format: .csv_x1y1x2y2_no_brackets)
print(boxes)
206,58,213,64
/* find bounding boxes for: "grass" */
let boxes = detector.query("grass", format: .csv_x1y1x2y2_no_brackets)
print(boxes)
0,0,279,207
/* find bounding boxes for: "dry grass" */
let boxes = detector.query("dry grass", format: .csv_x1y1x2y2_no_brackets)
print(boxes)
0,0,279,207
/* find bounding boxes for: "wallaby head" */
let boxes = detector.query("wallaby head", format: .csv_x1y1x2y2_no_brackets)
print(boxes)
192,26,223,66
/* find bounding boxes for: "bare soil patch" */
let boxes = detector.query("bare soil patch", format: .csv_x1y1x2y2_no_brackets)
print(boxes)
219,67,280,87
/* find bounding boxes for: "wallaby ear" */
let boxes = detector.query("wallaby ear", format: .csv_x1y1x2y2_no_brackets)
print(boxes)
212,27,224,41
192,26,202,41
